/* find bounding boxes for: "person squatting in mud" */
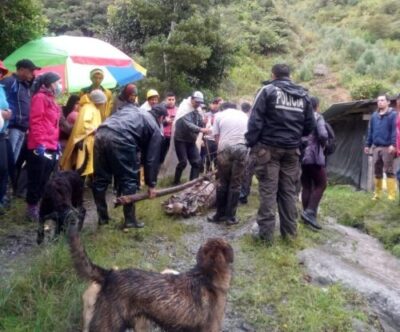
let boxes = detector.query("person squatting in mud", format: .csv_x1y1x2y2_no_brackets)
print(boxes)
92,102,167,229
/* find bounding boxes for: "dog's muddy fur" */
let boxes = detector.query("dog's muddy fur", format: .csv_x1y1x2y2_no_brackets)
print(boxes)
67,212,234,332
82,268,180,332
37,171,86,244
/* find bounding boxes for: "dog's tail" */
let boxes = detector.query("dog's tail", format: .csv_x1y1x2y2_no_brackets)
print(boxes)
67,210,108,283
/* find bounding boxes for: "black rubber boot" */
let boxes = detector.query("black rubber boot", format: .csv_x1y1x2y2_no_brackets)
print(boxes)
93,190,109,225
301,209,321,230
173,167,184,185
189,166,200,180
207,189,227,223
225,191,241,226
123,203,144,228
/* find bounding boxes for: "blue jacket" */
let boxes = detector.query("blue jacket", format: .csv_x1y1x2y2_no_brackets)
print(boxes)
365,109,397,147
0,84,10,133
0,74,32,131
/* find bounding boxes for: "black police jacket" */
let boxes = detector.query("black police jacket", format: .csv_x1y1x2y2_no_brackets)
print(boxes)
245,78,315,149
97,106,162,187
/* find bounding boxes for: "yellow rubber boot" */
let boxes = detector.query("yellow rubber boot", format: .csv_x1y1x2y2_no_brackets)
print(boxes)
386,178,397,201
373,178,383,200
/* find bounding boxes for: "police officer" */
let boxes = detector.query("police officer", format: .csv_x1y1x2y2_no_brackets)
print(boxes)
246,64,315,243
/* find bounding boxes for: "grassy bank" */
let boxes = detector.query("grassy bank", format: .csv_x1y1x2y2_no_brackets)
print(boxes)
320,185,400,258
0,187,381,331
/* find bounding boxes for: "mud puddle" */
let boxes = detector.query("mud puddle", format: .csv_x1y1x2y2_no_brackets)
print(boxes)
298,217,400,332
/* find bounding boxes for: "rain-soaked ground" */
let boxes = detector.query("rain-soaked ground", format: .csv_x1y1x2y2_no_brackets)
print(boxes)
1,190,400,331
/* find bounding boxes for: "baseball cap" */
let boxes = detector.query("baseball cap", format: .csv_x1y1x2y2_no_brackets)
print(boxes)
16,59,41,71
192,91,204,104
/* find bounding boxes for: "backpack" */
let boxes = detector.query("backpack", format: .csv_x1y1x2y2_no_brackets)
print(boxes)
324,122,336,156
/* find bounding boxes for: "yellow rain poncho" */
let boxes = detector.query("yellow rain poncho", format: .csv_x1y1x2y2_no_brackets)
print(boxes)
80,86,113,121
60,97,102,176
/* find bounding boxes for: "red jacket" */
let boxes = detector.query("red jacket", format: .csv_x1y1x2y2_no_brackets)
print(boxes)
27,88,61,150
163,106,177,138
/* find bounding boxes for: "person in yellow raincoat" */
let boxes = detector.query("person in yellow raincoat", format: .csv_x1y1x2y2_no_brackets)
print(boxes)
60,90,106,177
80,68,113,121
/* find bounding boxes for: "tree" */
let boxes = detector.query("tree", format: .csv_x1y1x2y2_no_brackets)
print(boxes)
42,0,109,37
0,0,47,59
108,0,234,95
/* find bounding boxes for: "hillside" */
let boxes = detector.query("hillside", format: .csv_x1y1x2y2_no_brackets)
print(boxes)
4,0,400,104
219,0,400,106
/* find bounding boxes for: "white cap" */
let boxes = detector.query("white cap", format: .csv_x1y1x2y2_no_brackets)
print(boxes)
191,91,204,103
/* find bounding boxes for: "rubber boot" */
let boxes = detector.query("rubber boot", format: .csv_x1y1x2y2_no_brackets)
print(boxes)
93,190,109,225
123,203,144,228
207,189,227,223
301,208,322,230
225,191,241,226
189,166,200,180
387,177,397,201
173,167,184,185
372,178,383,200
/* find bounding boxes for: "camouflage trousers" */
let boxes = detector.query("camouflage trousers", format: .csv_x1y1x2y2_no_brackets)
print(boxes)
217,144,248,193
253,144,300,240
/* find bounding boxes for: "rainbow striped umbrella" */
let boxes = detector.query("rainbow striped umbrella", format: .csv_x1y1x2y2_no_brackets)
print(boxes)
4,36,146,92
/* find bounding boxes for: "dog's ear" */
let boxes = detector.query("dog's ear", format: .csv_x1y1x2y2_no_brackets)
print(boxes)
196,239,234,271
220,243,234,264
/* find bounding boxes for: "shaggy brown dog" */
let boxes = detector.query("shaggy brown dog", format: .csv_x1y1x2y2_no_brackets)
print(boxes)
67,213,234,332
37,171,86,244
82,268,180,332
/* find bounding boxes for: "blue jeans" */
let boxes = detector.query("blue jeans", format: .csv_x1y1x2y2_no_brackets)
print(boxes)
8,128,25,163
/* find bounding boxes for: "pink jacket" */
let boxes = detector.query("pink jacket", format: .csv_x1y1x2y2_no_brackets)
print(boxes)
27,88,61,150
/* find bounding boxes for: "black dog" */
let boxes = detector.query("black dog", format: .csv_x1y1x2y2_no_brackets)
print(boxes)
37,171,86,244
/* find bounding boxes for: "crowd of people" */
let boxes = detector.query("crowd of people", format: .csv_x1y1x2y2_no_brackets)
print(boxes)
1,59,399,243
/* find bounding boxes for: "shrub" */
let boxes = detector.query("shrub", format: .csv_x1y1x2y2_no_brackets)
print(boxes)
349,78,392,100
346,38,367,61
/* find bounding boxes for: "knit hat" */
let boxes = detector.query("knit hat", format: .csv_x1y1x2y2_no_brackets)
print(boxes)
41,72,61,86
151,103,168,117
89,89,107,104
122,84,138,99
90,68,104,79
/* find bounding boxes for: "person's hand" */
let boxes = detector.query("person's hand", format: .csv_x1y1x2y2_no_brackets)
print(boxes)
34,144,46,157
388,145,396,154
364,147,370,155
148,187,157,199
201,128,211,135
1,110,11,120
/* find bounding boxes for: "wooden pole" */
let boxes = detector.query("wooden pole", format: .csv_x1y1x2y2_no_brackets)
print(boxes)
114,172,216,207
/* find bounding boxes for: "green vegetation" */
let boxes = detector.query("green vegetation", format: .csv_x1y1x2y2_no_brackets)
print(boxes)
1,189,378,331
5,0,400,102
0,0,47,59
320,185,400,257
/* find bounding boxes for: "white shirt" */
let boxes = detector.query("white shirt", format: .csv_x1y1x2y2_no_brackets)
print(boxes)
213,108,248,152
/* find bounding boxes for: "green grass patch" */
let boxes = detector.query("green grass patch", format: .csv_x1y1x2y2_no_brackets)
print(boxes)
0,185,379,331
231,233,368,332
